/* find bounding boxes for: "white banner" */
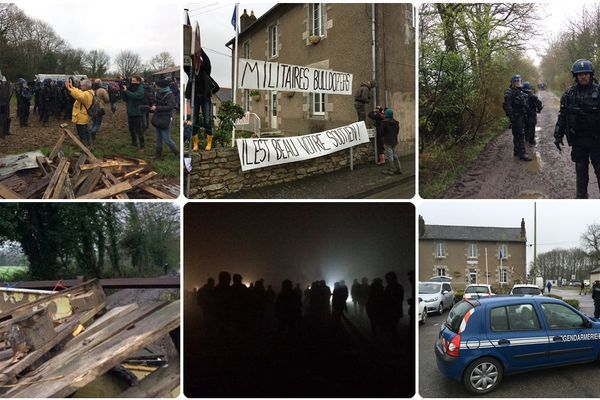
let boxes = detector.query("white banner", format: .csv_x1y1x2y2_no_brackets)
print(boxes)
238,58,353,95
237,121,369,171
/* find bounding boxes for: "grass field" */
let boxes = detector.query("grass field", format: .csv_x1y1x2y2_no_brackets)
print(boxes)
0,266,29,281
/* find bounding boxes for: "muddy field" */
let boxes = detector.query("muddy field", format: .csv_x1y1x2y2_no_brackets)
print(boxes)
443,90,600,199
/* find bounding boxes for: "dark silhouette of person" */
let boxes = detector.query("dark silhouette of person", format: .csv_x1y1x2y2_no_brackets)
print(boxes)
198,277,216,332
213,271,232,335
351,278,360,314
293,283,303,299
366,278,386,337
275,279,302,337
266,284,276,305
230,273,250,334
332,281,349,323
357,277,370,317
383,271,404,337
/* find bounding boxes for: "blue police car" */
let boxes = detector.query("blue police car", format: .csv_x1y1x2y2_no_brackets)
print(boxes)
435,295,600,394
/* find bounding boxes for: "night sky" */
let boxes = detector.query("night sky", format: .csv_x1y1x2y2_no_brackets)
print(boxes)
184,203,415,292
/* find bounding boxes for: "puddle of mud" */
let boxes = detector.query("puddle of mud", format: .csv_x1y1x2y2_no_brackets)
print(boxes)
516,190,546,199
525,151,542,173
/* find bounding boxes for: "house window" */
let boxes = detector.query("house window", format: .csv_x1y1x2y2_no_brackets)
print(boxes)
435,242,445,258
498,244,508,260
469,269,477,284
500,268,508,284
269,25,278,58
243,41,250,58
468,243,478,259
310,4,323,36
312,93,325,115
436,267,446,277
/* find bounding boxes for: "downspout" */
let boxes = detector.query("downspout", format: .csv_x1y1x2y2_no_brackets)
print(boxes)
371,3,377,164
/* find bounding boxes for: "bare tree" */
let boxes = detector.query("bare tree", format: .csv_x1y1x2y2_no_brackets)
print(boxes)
115,50,142,78
82,49,110,77
581,223,600,262
147,51,175,72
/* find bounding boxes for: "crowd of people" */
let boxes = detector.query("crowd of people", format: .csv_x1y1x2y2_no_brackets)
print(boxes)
12,75,180,159
194,270,408,340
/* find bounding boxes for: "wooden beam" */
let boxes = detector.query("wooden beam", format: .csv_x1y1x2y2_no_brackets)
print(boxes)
48,132,67,160
35,156,49,176
22,176,51,199
0,184,20,199
139,185,175,199
76,167,102,197
42,158,69,199
117,359,180,398
51,161,71,199
120,167,145,179
77,181,132,199
4,301,180,398
130,171,157,188
79,161,137,170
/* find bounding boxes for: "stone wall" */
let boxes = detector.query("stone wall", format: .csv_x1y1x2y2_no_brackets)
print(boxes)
187,143,371,198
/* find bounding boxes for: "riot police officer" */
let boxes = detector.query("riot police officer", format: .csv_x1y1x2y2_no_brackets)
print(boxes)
503,74,532,161
554,59,600,199
39,79,53,127
15,78,32,127
592,280,600,318
522,81,543,145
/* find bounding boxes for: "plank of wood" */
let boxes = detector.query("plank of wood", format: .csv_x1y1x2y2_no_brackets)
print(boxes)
77,181,132,199
130,171,157,188
117,359,180,398
139,185,176,199
4,301,180,398
48,132,67,160
42,158,68,199
70,154,87,185
0,184,20,199
101,172,128,200
50,161,71,199
35,156,49,176
76,167,102,197
62,127,97,162
22,176,51,199
79,161,136,170
65,304,138,350
120,167,145,179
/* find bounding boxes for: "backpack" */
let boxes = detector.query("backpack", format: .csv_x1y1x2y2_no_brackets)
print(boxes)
82,90,104,118
107,82,121,102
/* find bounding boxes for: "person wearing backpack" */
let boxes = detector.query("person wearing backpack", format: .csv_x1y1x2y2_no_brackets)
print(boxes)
150,79,179,159
89,79,109,143
65,78,94,146
122,76,146,149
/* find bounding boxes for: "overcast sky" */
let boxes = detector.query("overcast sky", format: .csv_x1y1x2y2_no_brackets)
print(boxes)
185,2,275,89
420,201,600,273
16,1,180,71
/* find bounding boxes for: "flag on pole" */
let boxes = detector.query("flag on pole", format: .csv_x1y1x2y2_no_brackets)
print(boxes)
231,6,237,31
193,21,202,76
498,246,505,259
185,8,191,26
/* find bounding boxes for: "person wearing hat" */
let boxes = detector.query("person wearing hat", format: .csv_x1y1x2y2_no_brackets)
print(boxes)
503,74,532,162
381,108,402,175
150,78,179,159
15,78,32,127
354,80,373,122
555,59,600,198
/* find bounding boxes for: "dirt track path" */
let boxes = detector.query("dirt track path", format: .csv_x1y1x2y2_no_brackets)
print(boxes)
443,90,600,199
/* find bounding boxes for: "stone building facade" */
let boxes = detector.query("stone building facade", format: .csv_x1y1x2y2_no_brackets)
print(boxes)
419,217,528,291
227,3,415,154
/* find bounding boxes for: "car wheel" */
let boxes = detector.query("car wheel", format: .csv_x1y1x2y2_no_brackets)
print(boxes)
463,357,503,395
420,309,427,324
437,302,444,314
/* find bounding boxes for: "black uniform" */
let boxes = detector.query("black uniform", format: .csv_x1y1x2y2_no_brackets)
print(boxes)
503,86,530,158
592,282,600,318
554,81,600,198
39,82,53,125
524,91,543,145
15,84,32,127
0,80,11,136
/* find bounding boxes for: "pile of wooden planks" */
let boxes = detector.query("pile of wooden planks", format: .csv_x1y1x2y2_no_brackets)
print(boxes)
0,124,178,199
0,279,180,398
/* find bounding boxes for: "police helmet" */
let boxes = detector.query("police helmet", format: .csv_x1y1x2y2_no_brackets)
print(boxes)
572,59,594,77
523,81,531,91
511,74,522,82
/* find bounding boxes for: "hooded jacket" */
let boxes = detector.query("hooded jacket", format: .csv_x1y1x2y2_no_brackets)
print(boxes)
67,86,93,125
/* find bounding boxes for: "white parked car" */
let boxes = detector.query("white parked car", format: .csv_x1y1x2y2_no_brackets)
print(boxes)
419,281,455,314
510,284,543,296
463,284,494,300
418,297,427,324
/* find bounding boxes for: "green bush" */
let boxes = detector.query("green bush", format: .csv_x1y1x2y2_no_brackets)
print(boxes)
454,290,464,303
564,299,580,310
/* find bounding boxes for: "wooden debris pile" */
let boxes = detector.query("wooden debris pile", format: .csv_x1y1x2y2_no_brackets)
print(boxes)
0,124,178,199
0,279,180,398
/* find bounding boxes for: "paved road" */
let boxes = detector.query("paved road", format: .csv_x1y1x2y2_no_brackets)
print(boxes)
419,299,600,398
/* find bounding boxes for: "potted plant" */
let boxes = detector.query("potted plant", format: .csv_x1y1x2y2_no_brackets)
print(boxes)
250,90,261,101
309,35,321,44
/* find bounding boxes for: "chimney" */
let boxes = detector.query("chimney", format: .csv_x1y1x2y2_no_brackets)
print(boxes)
240,9,257,33
520,218,526,240
419,215,425,238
